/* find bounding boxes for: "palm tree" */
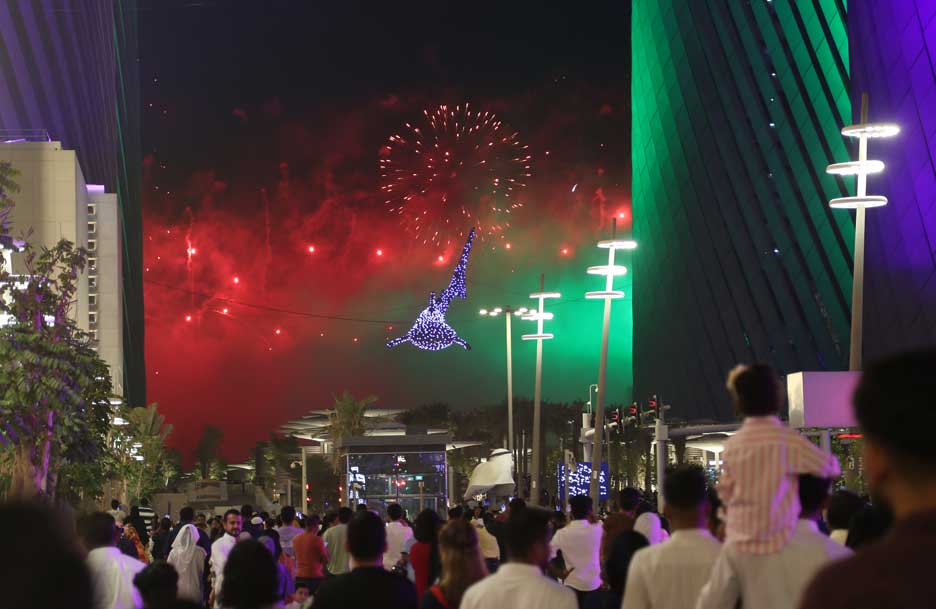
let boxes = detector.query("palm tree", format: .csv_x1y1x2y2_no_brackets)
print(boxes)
326,390,377,462
326,391,377,505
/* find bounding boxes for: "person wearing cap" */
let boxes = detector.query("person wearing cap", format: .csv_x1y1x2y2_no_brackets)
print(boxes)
241,504,264,539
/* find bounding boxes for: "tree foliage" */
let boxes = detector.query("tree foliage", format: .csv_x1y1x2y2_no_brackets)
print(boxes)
0,162,114,499
195,425,224,480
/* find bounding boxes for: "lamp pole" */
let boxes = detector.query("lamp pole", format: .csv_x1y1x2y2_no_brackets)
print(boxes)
585,219,636,507
479,305,529,455
826,93,899,370
522,274,560,506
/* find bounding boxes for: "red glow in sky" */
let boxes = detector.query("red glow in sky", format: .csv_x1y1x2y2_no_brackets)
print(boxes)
142,91,631,464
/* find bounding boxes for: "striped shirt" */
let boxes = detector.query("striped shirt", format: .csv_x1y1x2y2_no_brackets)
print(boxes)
138,506,157,534
718,416,841,554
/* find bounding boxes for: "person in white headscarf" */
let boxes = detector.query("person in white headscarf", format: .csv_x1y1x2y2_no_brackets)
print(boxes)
167,523,207,602
634,512,669,545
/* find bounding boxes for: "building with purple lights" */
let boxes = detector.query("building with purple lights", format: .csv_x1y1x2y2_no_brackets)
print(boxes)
631,1,936,419
0,1,145,404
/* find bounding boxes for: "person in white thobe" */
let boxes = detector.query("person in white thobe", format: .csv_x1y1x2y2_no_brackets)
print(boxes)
167,524,206,602
461,506,576,609
87,546,146,609
623,464,721,609
383,505,413,570
549,496,603,597
696,475,853,609
210,510,242,607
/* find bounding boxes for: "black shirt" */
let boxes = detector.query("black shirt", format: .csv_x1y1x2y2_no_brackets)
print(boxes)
799,508,936,609
312,566,418,609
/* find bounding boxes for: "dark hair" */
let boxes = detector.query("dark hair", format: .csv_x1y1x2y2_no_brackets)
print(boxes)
347,511,386,561
569,495,592,520
159,517,172,532
413,509,442,543
505,506,551,560
797,475,831,515
224,508,242,522
306,513,321,530
295,582,311,593
1,502,93,609
605,531,649,596
280,506,296,524
387,503,403,521
111,499,120,510
78,512,116,549
355,503,369,512
259,529,283,560
726,364,783,416
846,503,894,550
241,504,254,519
854,349,936,477
179,507,194,522
130,505,141,519
508,498,526,511
133,561,178,608
448,505,464,520
827,490,865,530
337,507,354,524
663,465,708,510
619,488,641,512
221,540,278,609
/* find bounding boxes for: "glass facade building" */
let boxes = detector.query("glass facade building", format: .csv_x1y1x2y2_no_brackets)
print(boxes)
631,0,854,418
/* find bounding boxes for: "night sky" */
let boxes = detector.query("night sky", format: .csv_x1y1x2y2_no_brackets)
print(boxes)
140,0,633,463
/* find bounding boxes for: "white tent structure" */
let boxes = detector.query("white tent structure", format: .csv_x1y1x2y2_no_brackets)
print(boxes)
464,449,515,499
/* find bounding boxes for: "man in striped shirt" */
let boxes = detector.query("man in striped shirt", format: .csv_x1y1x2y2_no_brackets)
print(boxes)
718,364,840,554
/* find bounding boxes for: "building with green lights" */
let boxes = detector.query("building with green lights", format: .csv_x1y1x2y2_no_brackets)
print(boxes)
631,0,854,419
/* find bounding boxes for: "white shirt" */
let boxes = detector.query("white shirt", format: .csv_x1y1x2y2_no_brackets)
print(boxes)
696,519,853,609
549,519,603,591
622,528,721,609
460,562,578,609
471,518,501,560
383,520,413,569
210,533,239,607
86,546,145,609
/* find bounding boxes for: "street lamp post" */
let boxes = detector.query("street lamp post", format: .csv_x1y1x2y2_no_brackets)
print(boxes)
584,219,636,507
522,274,560,506
479,305,529,454
826,93,898,370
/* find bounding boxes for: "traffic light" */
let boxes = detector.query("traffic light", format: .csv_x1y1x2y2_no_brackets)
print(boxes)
305,483,312,505
628,403,638,417
648,396,658,410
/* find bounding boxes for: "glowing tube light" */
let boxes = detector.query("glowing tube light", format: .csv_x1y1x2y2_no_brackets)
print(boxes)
829,196,888,209
521,288,559,342
826,160,885,176
586,265,628,276
521,333,554,341
598,239,638,250
585,290,625,299
841,123,900,138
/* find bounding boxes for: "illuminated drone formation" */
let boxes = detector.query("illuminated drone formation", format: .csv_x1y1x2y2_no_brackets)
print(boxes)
387,228,476,351
380,103,532,246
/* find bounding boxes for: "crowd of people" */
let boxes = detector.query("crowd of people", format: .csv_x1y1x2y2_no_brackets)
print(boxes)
2,348,935,609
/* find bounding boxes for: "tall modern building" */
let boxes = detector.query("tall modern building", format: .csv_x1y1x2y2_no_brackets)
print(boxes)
0,141,125,394
631,1,855,419
0,1,144,404
849,1,936,360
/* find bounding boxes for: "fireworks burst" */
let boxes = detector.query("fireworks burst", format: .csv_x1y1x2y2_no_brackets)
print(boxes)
380,103,532,246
